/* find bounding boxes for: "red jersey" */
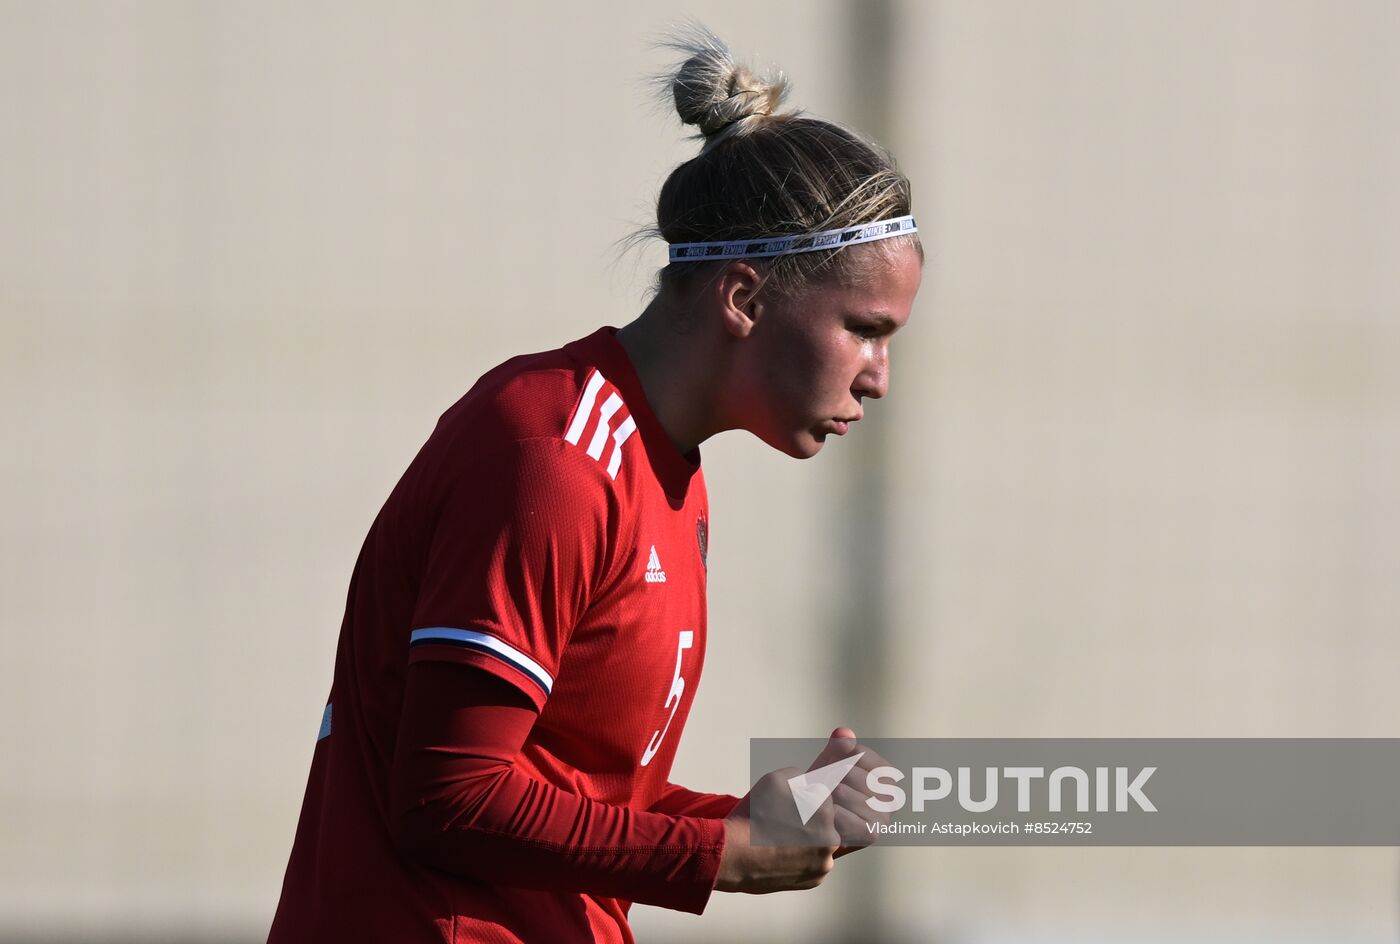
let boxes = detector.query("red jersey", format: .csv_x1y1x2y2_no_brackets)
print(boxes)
269,327,730,942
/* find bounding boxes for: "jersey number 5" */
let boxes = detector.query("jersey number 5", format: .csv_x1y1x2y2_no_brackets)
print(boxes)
640,630,693,767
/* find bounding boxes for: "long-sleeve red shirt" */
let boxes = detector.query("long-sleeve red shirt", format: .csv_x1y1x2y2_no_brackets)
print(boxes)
269,328,737,942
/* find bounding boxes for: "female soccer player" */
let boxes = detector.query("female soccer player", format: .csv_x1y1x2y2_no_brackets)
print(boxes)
269,27,922,943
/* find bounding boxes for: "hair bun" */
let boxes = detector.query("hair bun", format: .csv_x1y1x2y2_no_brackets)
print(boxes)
667,27,789,142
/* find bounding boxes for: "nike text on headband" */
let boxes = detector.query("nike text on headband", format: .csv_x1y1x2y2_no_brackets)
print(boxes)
667,215,918,264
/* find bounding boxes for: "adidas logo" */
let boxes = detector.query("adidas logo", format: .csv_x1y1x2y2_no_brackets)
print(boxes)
645,545,667,584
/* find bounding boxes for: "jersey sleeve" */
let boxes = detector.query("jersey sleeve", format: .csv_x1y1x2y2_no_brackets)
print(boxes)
648,782,743,819
408,437,618,711
391,662,728,914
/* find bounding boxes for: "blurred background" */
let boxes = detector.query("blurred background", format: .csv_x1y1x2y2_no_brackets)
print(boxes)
2,1,1397,941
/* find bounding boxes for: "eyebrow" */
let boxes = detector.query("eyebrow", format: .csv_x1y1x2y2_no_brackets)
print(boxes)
852,312,900,332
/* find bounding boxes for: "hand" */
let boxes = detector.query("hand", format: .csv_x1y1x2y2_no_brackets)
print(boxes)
714,768,838,894
810,727,893,857
715,727,890,893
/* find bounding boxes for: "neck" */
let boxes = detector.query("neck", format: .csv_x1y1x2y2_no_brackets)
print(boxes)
614,296,725,456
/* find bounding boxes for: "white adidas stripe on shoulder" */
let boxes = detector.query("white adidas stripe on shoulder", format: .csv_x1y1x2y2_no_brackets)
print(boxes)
563,369,637,480
563,370,605,444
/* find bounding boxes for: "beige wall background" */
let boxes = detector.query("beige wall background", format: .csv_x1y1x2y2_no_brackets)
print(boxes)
1,2,1396,941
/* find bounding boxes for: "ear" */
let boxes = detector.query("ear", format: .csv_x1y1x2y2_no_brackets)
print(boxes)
712,262,768,339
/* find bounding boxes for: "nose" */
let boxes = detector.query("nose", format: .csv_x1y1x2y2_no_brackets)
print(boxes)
853,343,890,401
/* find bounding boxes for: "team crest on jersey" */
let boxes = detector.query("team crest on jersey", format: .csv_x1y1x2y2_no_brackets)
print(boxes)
645,545,667,584
696,515,708,570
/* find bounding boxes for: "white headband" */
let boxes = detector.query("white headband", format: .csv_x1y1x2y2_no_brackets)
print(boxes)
667,214,918,264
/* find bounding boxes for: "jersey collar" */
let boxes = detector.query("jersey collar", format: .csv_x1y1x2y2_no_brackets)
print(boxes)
568,326,702,496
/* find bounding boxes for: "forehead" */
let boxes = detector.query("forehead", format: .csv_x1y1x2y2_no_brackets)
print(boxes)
801,243,923,315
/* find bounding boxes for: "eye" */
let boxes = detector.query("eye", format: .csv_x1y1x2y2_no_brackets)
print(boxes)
848,322,882,339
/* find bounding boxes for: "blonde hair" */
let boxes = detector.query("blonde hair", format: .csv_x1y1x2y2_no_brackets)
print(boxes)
642,23,921,301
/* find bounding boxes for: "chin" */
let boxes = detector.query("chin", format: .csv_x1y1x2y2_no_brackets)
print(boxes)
781,432,826,459
748,425,825,459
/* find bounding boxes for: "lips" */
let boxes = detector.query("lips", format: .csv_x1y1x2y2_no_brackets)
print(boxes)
817,414,861,438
